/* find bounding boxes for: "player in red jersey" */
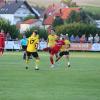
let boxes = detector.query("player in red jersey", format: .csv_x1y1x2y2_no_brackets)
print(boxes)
43,37,65,67
0,30,5,56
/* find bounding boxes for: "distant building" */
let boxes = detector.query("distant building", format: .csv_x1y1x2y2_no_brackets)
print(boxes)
95,20,100,28
18,18,43,33
43,3,80,28
0,1,40,25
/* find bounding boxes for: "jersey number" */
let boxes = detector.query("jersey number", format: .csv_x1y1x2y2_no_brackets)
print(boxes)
30,40,34,44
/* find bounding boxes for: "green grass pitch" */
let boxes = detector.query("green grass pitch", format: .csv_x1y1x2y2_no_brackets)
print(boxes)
0,52,100,100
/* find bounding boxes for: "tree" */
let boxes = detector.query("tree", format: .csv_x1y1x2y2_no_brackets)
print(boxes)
24,27,48,40
23,15,36,21
0,18,19,39
67,11,80,23
66,10,95,24
55,23,99,37
52,16,64,27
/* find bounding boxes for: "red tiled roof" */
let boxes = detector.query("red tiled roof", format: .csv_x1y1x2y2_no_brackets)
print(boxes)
22,19,37,24
61,8,80,20
16,19,38,29
44,7,80,25
43,16,54,25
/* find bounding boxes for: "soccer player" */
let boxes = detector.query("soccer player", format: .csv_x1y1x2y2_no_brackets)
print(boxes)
26,30,40,70
48,29,57,48
44,36,65,67
0,30,5,56
56,35,71,67
20,35,27,60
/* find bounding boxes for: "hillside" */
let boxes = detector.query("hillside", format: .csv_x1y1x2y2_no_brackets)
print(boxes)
26,0,100,7
72,0,100,7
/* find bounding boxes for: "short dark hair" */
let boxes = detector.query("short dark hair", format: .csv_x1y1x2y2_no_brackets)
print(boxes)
34,30,38,35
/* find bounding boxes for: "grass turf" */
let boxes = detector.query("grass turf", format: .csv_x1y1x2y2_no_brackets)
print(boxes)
0,52,100,100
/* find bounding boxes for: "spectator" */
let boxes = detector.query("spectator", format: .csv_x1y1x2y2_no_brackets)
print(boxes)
20,35,27,60
75,35,80,43
70,35,75,43
80,34,86,43
94,34,99,43
6,32,11,41
88,34,93,43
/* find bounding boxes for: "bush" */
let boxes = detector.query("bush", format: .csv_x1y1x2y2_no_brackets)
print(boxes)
55,23,100,37
52,16,64,27
24,27,48,40
23,15,36,21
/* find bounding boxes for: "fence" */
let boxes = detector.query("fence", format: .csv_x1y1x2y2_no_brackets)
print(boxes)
4,41,100,51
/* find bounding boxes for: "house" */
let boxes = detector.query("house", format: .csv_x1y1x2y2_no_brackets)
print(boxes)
95,20,100,28
43,3,80,28
17,18,43,33
0,1,40,25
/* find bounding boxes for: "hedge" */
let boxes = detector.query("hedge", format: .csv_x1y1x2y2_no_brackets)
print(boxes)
55,22,100,37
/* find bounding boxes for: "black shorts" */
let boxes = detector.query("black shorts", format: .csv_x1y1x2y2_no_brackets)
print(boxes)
22,45,27,51
26,51,39,58
59,51,69,57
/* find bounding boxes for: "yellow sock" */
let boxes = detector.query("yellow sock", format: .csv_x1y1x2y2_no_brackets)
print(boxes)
26,59,29,64
35,59,39,68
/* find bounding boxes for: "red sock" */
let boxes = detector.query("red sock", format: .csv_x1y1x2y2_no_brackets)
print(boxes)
50,57,54,64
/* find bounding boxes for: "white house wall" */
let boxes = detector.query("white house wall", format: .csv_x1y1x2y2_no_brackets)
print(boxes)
20,24,30,33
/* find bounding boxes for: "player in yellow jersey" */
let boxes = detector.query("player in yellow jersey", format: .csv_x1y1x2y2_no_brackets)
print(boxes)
56,35,71,67
48,29,57,48
26,30,40,70
47,29,59,67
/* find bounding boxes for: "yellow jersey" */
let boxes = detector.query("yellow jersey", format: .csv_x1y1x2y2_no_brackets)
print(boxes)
48,34,57,47
27,35,39,52
60,40,70,51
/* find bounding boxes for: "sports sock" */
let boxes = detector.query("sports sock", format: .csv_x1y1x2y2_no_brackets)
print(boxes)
50,57,54,64
35,59,39,68
68,62,70,65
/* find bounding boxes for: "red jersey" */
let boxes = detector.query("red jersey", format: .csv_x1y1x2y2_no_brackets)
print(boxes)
50,40,65,55
0,33,5,48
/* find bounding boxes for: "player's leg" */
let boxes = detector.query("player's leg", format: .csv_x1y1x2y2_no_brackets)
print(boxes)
32,52,40,70
22,46,27,60
64,51,70,67
55,53,58,59
23,51,26,60
43,47,51,52
2,48,4,55
25,51,31,69
0,48,4,56
55,52,63,62
50,53,55,67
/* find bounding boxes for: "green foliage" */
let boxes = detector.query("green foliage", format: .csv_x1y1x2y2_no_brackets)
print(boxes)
55,23,100,37
66,10,95,24
66,11,80,23
23,15,36,21
52,16,64,27
85,11,100,20
0,18,19,39
24,27,48,40
83,6,100,14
